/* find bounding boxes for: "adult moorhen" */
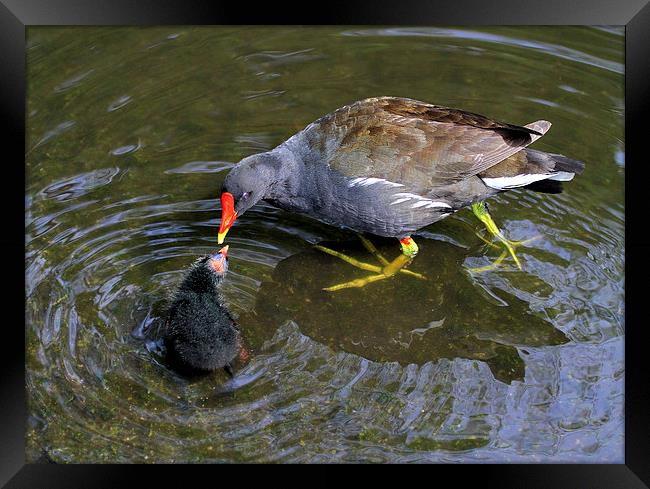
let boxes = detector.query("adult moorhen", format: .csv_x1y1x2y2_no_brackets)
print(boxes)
217,97,584,291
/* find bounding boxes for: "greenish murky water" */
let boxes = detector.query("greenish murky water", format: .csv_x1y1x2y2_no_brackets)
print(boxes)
25,26,624,463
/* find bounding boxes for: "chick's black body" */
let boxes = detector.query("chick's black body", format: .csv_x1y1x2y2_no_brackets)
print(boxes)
164,254,240,374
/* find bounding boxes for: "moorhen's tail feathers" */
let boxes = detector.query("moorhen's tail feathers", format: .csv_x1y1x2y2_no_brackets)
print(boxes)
524,149,585,175
521,151,584,194
479,148,585,191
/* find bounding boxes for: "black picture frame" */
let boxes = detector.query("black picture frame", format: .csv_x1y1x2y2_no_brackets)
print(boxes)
4,0,647,485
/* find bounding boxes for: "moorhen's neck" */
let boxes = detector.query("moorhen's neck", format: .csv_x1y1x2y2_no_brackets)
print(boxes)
265,146,303,198
231,146,303,202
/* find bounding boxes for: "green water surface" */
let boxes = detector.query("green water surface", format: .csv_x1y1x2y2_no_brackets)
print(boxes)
26,26,624,463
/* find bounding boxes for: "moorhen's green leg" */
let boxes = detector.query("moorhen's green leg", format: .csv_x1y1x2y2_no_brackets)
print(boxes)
357,234,424,280
470,201,540,271
315,236,425,291
358,234,390,266
313,245,383,273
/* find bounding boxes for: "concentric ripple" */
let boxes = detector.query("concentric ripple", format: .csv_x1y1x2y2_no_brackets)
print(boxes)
26,26,623,463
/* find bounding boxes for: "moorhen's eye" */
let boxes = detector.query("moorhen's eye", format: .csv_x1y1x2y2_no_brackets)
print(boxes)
241,191,251,200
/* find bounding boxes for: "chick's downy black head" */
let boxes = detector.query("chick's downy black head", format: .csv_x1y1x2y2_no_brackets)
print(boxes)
164,247,241,375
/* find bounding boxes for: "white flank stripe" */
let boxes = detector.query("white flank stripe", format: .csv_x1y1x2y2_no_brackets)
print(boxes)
391,197,411,205
389,192,452,209
411,200,432,208
348,176,404,188
393,192,424,200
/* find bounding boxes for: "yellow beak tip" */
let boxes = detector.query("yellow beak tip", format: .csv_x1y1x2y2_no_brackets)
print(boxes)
217,232,227,245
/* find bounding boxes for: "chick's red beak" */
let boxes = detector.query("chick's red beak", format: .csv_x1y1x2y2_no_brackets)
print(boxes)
209,245,229,275
218,245,229,258
218,192,237,244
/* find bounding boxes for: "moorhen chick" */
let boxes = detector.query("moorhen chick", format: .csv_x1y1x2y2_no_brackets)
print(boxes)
217,96,584,291
164,245,241,376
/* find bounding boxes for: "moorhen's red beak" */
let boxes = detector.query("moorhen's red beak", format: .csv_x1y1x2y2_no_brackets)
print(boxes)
218,192,237,244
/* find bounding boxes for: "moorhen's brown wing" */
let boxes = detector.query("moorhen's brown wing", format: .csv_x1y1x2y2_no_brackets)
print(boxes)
301,97,551,193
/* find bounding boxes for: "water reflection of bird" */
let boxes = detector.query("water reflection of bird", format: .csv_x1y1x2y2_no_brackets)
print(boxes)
217,97,584,291
163,246,242,376
243,238,569,384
